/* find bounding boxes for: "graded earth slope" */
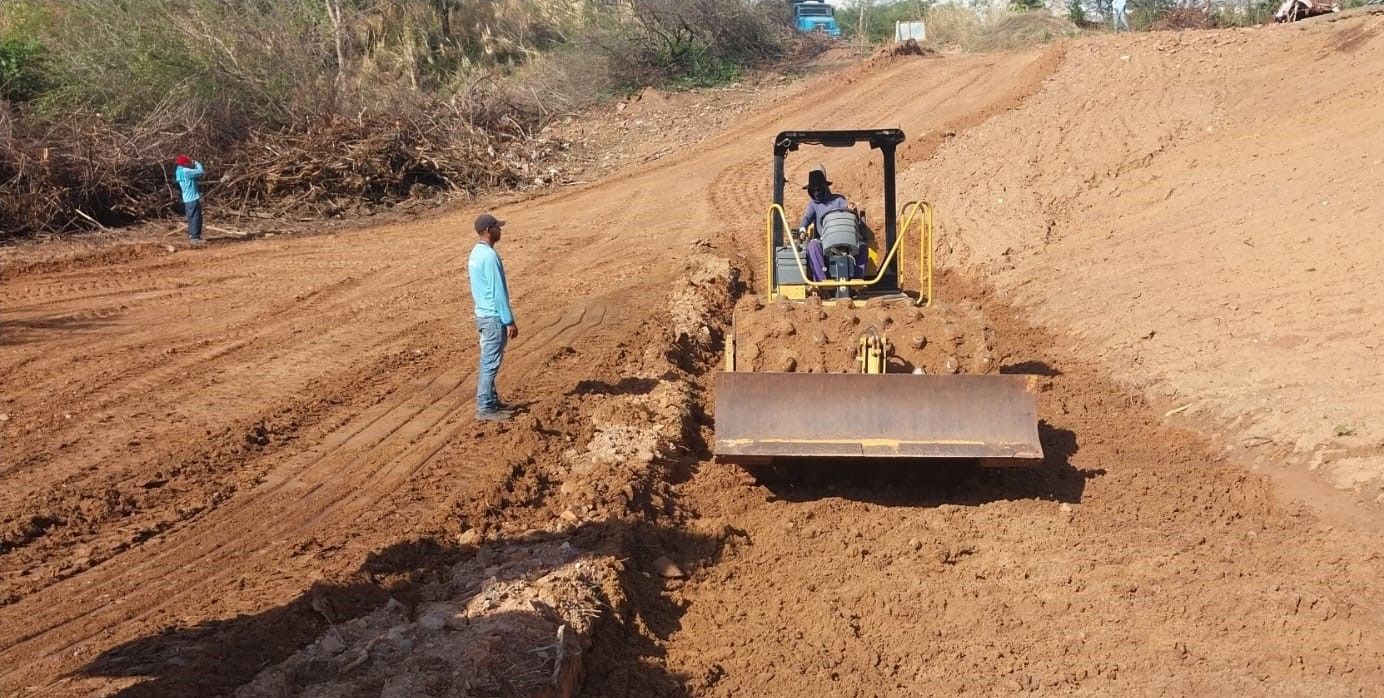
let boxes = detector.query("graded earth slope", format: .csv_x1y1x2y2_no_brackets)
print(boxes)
906,13,1384,501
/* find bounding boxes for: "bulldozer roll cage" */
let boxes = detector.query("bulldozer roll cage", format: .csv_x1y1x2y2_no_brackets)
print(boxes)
768,129,933,304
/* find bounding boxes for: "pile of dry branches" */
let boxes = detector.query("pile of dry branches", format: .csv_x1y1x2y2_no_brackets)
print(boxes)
0,102,205,237
1152,7,1215,30
0,88,564,238
880,38,938,58
216,100,562,219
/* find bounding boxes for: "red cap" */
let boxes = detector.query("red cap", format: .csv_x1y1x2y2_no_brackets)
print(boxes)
175,155,192,167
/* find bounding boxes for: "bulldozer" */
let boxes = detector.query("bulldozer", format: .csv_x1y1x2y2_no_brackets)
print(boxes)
714,129,1044,467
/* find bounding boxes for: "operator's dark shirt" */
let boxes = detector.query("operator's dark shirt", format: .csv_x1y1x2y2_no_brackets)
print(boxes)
798,193,849,234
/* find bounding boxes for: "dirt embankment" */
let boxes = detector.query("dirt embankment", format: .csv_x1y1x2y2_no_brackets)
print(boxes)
235,255,736,697
907,14,1384,502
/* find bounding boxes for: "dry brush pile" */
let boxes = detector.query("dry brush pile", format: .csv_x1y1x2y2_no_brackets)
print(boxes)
216,91,567,219
0,0,791,239
0,94,565,234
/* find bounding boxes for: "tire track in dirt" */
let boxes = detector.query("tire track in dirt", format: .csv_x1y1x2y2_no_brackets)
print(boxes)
2,280,418,503
0,242,467,607
0,294,620,693
709,159,768,262
5,271,629,693
3,243,443,450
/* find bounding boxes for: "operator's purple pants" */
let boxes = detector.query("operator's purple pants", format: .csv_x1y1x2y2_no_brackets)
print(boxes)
805,239,868,282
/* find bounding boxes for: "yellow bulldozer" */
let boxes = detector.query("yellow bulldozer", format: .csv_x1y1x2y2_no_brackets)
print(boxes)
714,129,1044,467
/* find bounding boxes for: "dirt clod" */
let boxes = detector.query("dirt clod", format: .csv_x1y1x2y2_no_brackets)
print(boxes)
653,556,687,579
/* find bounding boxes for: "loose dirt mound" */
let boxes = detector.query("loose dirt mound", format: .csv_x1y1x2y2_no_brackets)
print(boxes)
732,297,999,375
907,14,1384,501
906,14,1384,502
876,38,938,59
237,544,614,698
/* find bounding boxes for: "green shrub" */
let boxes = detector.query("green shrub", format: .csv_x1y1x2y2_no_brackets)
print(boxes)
0,37,45,101
837,1,933,43
0,0,791,237
589,0,787,90
1068,0,1091,27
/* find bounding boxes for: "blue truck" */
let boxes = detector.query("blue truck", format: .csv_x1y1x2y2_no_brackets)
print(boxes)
790,0,842,38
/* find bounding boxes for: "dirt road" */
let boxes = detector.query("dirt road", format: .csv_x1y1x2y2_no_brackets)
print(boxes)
3,15,1384,697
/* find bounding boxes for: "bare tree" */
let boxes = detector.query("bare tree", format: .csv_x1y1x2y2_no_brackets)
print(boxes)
325,0,348,94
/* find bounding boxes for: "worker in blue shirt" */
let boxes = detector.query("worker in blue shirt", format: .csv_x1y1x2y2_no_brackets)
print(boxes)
174,155,206,246
1112,0,1131,31
468,213,519,421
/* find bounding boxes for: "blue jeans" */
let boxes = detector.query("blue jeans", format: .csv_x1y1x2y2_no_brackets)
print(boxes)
475,315,508,412
1113,8,1130,31
184,199,203,240
805,239,870,281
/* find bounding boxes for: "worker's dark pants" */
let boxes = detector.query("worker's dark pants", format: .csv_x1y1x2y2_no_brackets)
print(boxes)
475,315,508,413
806,239,869,282
184,199,203,241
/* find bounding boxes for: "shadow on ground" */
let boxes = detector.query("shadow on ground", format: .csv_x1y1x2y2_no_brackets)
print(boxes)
79,519,722,697
749,421,1102,506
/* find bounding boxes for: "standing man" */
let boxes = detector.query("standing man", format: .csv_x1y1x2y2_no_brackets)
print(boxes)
1112,0,1131,32
468,213,518,422
174,155,206,246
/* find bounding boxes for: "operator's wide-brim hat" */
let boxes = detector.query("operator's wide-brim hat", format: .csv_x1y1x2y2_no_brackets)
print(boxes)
802,167,831,190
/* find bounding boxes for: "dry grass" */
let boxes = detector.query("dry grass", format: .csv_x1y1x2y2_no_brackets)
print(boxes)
923,7,1079,53
0,0,789,239
971,12,1080,52
922,5,987,50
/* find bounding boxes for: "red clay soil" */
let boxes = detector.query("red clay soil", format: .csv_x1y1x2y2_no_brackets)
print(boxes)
598,273,1384,696
2,18,1384,698
731,296,1002,376
907,14,1384,501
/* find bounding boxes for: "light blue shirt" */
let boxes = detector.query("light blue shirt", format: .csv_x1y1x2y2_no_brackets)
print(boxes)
468,242,514,325
175,162,204,203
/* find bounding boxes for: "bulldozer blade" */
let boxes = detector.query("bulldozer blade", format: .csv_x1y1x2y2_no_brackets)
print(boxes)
714,373,1043,466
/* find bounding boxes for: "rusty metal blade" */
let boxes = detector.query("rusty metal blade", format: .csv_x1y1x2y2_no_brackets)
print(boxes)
713,373,1043,465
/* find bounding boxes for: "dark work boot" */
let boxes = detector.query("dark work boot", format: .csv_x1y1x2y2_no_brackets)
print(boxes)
476,409,513,422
